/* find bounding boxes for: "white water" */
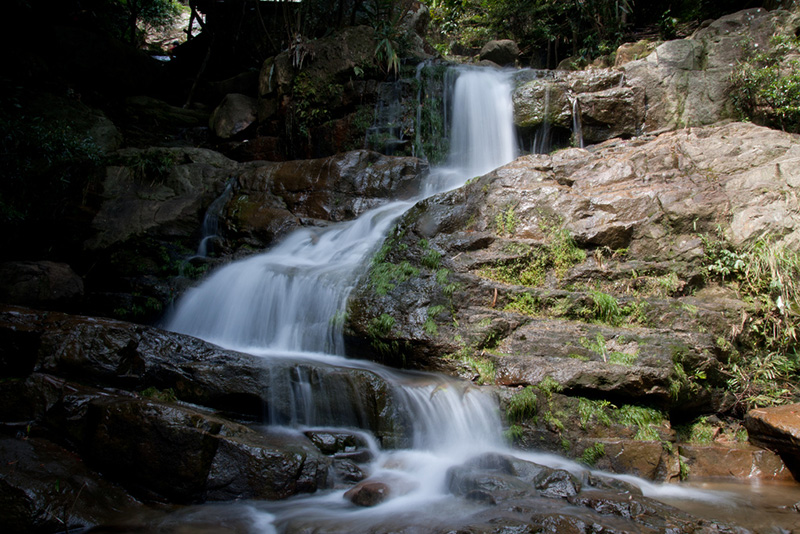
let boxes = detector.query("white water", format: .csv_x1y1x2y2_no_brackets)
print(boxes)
162,66,733,532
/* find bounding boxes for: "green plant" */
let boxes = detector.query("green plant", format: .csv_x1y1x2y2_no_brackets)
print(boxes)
581,442,606,466
589,290,621,325
114,149,178,184
580,333,637,365
684,417,716,444
614,404,665,441
504,292,539,316
577,397,613,429
731,34,800,133
369,238,420,296
507,386,538,421
141,386,177,402
422,249,442,269
503,424,525,443
537,376,564,397
495,205,519,236
446,347,495,384
424,305,446,335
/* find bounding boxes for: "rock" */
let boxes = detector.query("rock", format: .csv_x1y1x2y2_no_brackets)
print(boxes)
622,8,781,132
49,394,331,502
678,443,792,480
0,261,83,310
614,40,658,67
344,480,391,506
225,150,426,248
344,474,417,507
209,93,258,139
581,440,678,481
0,435,141,533
745,404,800,477
512,70,643,143
0,305,410,445
86,147,235,250
479,40,520,66
346,121,800,415
304,430,370,455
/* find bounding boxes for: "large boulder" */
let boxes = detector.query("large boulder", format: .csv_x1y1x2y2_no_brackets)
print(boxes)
0,261,83,310
512,8,787,145
480,40,520,66
0,435,142,532
622,8,783,132
209,93,258,139
512,69,644,144
745,404,800,476
223,150,426,249
85,147,235,251
0,305,410,442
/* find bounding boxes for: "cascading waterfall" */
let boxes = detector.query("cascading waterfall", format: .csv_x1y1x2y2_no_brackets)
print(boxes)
162,65,738,532
163,66,516,529
167,67,516,356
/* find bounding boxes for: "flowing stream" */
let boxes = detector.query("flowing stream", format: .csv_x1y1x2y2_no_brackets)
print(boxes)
163,66,795,532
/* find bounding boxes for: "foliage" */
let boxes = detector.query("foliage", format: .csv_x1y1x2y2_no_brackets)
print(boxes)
589,290,621,325
581,442,606,466
676,416,716,444
731,35,800,134
0,113,102,252
613,404,665,441
495,205,519,237
577,397,613,428
479,220,585,287
503,424,525,443
367,0,409,75
507,386,538,422
701,232,800,411
369,231,420,296
112,150,177,184
504,292,539,316
141,386,178,402
446,346,496,384
580,333,637,366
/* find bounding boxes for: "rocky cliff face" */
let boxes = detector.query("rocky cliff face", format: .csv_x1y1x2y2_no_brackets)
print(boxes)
345,121,800,475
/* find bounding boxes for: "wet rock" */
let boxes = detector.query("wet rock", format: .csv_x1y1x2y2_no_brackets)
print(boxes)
678,443,792,480
745,404,800,477
49,394,331,503
304,430,370,455
0,306,410,444
533,468,581,498
479,40,520,66
582,439,678,481
333,459,368,484
0,261,83,311
209,93,258,139
0,435,141,533
344,474,418,507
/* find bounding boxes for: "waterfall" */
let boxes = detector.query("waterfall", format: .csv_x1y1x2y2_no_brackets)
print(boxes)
572,97,584,149
166,66,516,354
155,65,740,532
194,180,233,258
164,66,524,526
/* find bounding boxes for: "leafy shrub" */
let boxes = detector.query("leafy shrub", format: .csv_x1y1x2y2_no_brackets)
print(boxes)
731,35,800,133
